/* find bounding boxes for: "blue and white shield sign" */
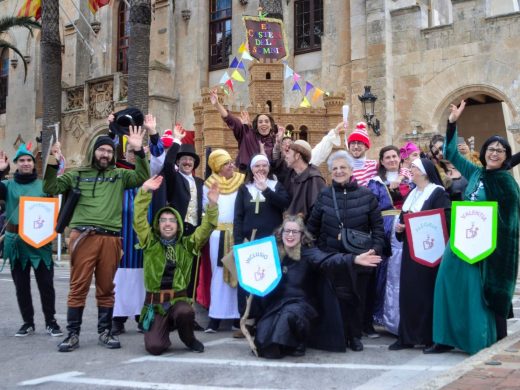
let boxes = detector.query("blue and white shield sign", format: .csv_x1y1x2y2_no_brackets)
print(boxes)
233,236,282,297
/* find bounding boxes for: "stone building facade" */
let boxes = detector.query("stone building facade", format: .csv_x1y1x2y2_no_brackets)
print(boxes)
0,0,518,179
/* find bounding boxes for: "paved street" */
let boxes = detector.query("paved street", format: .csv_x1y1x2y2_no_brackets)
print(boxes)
0,263,519,390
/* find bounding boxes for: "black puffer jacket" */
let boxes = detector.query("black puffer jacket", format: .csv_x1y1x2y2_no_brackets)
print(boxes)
307,179,385,256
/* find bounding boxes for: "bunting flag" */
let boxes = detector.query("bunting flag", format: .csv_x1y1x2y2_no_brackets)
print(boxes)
241,51,254,62
229,57,239,68
291,81,301,92
311,88,324,102
293,73,301,82
305,81,314,96
221,86,230,96
88,0,110,14
284,65,294,79
225,79,234,92
299,97,311,108
219,72,231,84
238,42,246,54
17,0,41,20
231,69,245,82
237,61,246,71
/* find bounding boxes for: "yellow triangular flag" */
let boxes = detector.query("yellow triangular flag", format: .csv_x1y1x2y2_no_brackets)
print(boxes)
231,69,245,82
311,88,324,103
238,42,246,54
299,97,311,108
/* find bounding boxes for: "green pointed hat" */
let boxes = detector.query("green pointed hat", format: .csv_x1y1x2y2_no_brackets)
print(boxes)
13,144,35,162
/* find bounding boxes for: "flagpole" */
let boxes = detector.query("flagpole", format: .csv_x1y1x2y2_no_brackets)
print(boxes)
59,3,95,56
69,0,99,37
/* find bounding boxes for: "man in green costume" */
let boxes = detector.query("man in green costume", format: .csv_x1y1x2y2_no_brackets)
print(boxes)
0,145,63,337
44,126,149,352
134,175,219,355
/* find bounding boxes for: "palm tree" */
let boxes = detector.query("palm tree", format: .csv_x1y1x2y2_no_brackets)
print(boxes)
40,0,61,160
0,16,41,82
127,0,151,113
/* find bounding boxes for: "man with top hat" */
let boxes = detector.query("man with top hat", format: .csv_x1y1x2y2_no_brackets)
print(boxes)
162,126,203,236
346,122,378,187
44,126,149,352
0,145,63,338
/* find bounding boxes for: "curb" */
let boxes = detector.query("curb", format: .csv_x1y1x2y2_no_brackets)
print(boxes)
415,324,520,389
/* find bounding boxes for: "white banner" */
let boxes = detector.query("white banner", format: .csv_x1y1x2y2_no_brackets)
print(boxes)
233,236,281,297
451,201,497,264
19,197,59,248
404,208,448,267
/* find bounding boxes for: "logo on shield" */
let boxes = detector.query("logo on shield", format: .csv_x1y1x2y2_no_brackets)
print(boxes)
451,201,497,264
19,197,59,248
404,208,448,268
233,236,282,297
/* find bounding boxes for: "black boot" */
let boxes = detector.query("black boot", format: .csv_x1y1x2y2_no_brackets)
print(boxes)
58,307,83,352
97,307,121,349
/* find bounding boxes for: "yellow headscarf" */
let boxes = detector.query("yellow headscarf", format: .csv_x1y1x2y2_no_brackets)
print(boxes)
208,149,232,173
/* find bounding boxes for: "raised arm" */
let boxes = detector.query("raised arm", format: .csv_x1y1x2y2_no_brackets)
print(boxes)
210,88,228,118
133,175,163,248
310,122,343,166
445,100,479,180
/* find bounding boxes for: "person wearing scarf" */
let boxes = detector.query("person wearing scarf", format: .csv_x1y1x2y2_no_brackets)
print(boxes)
431,101,520,355
388,158,451,351
133,175,219,355
0,144,62,338
203,149,245,332
233,154,290,337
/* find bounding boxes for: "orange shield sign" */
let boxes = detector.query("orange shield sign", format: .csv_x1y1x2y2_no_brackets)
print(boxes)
19,197,59,248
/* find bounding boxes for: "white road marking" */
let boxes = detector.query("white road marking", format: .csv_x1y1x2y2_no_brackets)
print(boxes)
19,371,280,389
127,355,451,371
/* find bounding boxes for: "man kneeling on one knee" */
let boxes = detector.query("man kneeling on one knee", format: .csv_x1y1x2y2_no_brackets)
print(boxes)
134,175,219,355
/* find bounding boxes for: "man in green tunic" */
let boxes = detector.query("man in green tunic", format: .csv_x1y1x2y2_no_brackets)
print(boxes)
0,144,62,337
134,175,219,355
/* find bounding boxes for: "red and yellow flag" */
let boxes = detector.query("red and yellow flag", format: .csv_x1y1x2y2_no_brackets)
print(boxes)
17,0,41,21
88,0,110,14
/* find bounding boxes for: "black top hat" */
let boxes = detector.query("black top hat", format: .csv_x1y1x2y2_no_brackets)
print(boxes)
109,107,144,136
176,144,200,169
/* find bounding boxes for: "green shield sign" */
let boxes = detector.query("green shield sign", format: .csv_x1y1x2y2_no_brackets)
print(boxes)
450,201,498,264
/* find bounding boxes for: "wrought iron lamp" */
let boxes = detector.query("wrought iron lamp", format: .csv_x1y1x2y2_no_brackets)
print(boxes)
358,85,381,136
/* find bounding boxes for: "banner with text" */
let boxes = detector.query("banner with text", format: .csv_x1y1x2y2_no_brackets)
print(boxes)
233,236,282,296
19,196,59,248
450,201,497,264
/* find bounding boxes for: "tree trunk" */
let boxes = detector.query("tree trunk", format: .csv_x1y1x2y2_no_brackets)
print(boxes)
127,0,151,113
40,0,62,159
260,0,283,20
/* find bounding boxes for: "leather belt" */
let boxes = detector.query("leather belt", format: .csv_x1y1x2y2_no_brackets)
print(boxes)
6,223,18,233
145,289,187,304
73,226,120,237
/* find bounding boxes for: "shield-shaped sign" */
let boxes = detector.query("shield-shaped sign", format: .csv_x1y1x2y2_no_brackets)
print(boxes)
450,201,497,264
233,236,282,297
19,197,59,248
404,208,448,267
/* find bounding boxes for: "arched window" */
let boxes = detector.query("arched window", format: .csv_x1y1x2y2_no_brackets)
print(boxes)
266,100,272,112
0,49,8,114
266,72,271,80
299,125,308,141
117,1,130,74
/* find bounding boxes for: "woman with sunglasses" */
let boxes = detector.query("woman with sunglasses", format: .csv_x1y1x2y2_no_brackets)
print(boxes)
431,100,520,355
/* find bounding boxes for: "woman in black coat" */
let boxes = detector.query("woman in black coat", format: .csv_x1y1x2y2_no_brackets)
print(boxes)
307,150,385,352
253,214,382,359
